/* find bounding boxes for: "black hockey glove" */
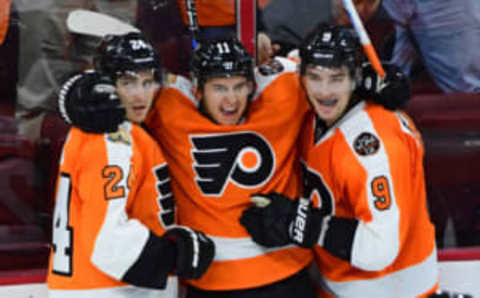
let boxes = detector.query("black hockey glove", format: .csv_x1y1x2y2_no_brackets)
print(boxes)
164,226,215,279
58,71,126,133
240,192,324,248
356,62,411,110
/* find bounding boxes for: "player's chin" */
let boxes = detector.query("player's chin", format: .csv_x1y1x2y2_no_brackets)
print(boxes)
216,113,242,126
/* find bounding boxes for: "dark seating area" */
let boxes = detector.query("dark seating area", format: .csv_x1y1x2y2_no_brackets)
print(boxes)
405,93,480,247
0,113,69,271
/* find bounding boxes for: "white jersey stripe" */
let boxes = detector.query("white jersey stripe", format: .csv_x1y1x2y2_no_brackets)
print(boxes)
209,235,296,261
339,103,400,271
91,123,150,280
321,248,438,298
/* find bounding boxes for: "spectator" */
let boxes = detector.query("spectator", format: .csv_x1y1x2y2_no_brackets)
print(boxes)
334,0,480,93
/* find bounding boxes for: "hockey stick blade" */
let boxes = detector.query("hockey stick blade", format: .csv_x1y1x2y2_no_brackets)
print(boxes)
66,9,139,38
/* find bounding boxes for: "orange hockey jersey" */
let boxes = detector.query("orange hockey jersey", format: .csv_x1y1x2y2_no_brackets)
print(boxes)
177,0,235,27
0,0,12,45
300,102,438,297
47,123,177,298
145,57,313,290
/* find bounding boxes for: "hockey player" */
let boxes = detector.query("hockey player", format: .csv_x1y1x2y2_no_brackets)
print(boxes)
47,32,214,298
58,35,411,297
240,24,439,297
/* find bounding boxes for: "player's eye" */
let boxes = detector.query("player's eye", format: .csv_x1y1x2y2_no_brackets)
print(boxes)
213,85,228,92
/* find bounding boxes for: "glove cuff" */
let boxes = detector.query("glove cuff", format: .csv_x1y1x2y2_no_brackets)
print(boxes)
58,73,83,124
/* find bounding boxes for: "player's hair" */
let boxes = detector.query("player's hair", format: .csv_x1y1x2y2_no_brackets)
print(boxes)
94,32,162,82
191,38,255,91
299,23,361,77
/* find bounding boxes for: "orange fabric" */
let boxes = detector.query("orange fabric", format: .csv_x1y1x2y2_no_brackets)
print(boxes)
0,0,12,45
47,124,171,290
177,0,235,27
301,103,437,295
145,70,313,290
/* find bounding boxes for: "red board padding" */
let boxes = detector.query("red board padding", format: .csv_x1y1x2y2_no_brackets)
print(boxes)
438,247,480,261
0,269,46,285
405,93,480,131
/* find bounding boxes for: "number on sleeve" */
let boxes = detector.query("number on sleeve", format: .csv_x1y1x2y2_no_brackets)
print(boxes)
371,176,392,210
51,173,74,276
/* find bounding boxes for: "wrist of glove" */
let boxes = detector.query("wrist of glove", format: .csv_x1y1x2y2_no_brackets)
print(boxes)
356,62,411,110
58,71,126,133
163,226,215,279
240,192,324,248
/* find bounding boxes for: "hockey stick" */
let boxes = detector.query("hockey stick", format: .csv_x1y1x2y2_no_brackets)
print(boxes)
341,0,385,78
66,9,139,38
236,0,257,61
185,0,200,48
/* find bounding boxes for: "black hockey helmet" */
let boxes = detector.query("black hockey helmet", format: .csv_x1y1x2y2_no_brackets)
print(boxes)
94,32,162,82
299,23,361,77
191,38,255,89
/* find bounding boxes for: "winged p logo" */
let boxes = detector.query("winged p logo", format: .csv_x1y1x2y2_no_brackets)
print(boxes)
190,132,275,196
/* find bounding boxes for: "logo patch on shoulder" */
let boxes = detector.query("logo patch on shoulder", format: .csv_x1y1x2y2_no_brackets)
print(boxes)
258,59,284,76
107,128,131,145
167,73,178,85
353,132,380,156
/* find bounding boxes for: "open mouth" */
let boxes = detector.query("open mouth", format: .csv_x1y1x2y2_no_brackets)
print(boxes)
316,98,338,107
220,106,238,116
132,105,147,115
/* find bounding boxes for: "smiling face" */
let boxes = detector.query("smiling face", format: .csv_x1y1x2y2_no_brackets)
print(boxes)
115,70,158,123
302,64,354,126
199,75,253,125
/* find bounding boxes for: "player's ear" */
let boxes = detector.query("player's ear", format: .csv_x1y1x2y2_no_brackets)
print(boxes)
192,86,202,101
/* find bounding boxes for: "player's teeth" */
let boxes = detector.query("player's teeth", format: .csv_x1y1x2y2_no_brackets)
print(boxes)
320,99,336,106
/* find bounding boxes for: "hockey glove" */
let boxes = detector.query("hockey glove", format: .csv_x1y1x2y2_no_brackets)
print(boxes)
356,62,411,110
58,71,126,133
164,226,215,279
240,192,324,248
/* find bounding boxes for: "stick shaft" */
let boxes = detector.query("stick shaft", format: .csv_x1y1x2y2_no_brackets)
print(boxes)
341,0,385,78
185,0,199,48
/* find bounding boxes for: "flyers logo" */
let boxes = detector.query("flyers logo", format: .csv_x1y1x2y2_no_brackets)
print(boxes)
301,162,334,216
190,132,275,196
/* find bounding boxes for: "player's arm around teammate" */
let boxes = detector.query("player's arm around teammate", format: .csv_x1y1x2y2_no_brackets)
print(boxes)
47,33,214,298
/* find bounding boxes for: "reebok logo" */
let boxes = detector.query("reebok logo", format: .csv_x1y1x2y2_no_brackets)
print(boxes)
190,132,275,196
292,198,310,243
